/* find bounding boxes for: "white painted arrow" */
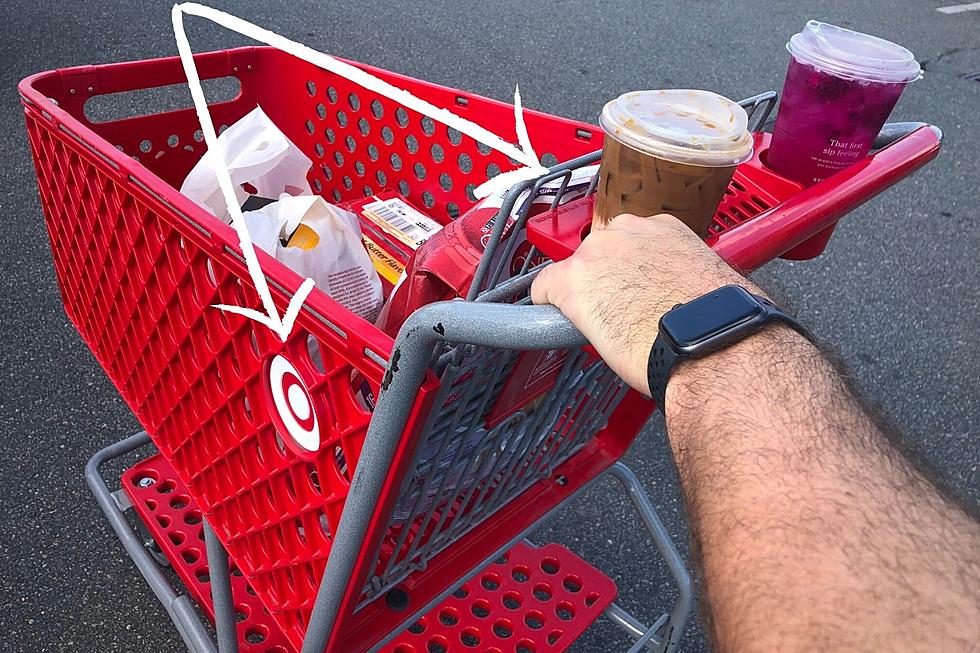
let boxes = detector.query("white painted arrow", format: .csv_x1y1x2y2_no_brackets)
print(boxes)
171,3,548,342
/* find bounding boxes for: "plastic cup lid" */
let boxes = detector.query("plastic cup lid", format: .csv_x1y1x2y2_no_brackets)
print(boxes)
788,21,922,83
599,90,753,168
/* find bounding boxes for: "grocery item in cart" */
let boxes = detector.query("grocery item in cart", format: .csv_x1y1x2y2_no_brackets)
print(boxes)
377,165,598,337
345,193,439,289
180,107,313,221
180,106,383,319
242,195,383,321
767,21,921,186
593,90,754,236
360,195,445,250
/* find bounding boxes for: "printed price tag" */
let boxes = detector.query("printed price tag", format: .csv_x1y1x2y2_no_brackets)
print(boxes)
361,197,443,249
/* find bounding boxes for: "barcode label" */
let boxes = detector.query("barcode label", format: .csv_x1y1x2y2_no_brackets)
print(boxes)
361,198,442,249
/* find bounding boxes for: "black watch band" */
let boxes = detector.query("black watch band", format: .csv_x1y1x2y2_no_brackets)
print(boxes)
646,287,808,410
648,336,680,409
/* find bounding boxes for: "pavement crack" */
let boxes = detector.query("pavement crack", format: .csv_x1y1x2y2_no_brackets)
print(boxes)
921,45,980,72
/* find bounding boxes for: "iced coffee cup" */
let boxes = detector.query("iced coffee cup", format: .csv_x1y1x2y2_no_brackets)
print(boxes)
767,21,921,186
593,90,754,236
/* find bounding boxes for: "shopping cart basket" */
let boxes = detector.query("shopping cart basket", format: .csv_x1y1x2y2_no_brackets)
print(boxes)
20,46,941,652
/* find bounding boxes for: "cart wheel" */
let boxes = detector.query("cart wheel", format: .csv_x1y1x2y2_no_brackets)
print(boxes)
133,517,171,568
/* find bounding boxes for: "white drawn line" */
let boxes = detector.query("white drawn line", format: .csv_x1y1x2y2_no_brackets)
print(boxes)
936,2,980,14
171,2,547,342
173,3,545,196
172,4,314,343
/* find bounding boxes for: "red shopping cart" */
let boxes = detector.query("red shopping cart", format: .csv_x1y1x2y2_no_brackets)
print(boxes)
20,45,940,653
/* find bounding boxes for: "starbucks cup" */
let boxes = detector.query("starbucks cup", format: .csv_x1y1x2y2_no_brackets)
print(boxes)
594,90,754,236
767,21,921,187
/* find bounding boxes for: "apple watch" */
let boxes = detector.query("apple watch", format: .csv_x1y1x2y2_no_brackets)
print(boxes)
647,285,808,409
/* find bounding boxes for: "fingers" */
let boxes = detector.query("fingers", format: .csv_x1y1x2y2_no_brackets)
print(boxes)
592,212,641,235
604,212,685,235
533,211,698,311
606,212,646,228
530,259,566,307
591,212,647,233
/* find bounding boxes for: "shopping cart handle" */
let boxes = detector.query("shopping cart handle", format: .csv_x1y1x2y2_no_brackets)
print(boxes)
396,300,587,354
709,123,942,272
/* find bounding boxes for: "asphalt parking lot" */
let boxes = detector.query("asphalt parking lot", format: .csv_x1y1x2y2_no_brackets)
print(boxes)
1,1,977,651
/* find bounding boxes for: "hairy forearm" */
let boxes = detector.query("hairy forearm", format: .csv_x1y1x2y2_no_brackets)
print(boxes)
665,326,980,652
530,214,979,650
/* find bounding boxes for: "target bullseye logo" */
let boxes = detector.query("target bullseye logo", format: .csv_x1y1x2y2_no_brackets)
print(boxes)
266,355,321,453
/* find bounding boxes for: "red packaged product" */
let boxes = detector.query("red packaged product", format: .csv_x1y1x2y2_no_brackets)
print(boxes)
377,165,598,337
345,192,444,296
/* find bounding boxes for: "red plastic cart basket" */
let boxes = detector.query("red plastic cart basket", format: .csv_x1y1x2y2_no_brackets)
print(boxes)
20,45,940,653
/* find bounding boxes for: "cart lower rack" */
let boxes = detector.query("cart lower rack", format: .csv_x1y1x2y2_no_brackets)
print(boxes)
89,431,684,653
20,44,940,653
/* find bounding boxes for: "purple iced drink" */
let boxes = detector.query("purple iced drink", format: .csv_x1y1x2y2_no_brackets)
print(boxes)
767,21,921,187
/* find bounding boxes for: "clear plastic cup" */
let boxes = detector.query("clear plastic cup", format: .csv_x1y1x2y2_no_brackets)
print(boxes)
594,90,754,236
767,21,921,186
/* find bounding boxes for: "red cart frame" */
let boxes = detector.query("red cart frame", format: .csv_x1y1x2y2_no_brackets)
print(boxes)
20,46,940,652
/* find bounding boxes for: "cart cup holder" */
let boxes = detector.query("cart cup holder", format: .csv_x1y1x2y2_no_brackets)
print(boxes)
528,133,816,262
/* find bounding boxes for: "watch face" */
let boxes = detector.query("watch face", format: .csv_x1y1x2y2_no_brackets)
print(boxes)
661,286,763,348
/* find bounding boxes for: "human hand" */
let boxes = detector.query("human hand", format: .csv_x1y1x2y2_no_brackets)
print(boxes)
530,213,765,395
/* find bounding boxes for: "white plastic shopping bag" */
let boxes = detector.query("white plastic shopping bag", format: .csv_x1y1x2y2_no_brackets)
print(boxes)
244,195,383,321
180,107,313,222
